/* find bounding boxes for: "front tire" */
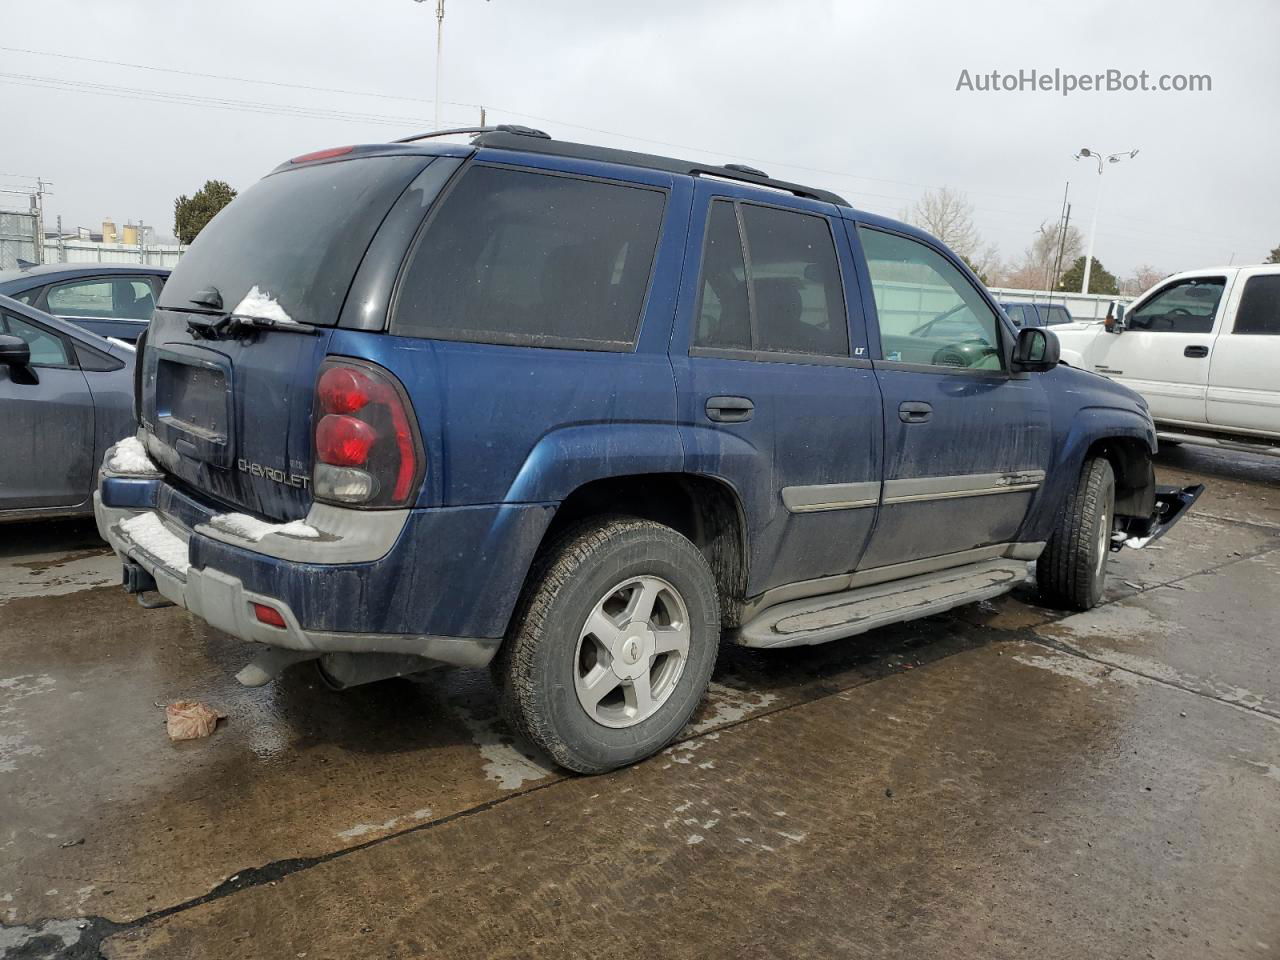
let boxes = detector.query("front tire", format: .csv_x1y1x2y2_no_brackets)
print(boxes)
495,517,721,774
1036,457,1116,611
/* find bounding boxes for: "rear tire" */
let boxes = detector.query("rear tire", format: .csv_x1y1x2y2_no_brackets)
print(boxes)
1036,457,1116,611
495,516,720,774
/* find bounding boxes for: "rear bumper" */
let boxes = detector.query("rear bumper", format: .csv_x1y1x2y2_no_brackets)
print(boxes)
1116,483,1205,549
95,468,555,667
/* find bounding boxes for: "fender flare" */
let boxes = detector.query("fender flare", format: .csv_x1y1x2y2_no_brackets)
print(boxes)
503,423,687,503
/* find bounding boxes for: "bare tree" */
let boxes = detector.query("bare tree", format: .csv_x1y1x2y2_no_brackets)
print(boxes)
908,187,1002,282
909,188,980,258
1129,264,1167,294
994,219,1083,291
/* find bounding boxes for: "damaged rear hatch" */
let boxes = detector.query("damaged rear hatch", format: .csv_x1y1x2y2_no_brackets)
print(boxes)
141,151,436,521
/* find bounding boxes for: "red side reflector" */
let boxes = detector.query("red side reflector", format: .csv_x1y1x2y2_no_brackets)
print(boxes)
290,145,355,164
252,603,287,628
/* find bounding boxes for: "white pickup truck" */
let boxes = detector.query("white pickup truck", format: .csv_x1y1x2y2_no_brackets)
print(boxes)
1054,265,1280,457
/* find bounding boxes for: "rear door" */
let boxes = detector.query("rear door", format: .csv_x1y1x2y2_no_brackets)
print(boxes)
852,224,1051,570
1087,275,1229,425
671,183,883,598
0,307,94,509
1206,269,1280,434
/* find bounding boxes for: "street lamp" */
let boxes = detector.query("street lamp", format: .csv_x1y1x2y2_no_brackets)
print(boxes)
1074,147,1140,295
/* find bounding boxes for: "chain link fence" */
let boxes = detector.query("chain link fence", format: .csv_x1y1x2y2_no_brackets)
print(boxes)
0,209,40,271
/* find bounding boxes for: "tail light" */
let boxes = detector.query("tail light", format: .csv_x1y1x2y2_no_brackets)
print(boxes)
312,358,424,507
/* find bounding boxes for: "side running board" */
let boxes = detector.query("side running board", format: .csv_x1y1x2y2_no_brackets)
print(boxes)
735,558,1029,649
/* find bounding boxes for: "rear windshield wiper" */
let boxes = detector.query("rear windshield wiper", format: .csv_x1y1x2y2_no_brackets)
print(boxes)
183,312,319,340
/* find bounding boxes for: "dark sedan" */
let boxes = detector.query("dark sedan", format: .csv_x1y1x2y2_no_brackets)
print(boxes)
0,263,169,343
0,294,136,521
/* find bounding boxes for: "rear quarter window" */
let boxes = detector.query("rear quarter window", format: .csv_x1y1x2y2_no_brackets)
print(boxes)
391,165,666,350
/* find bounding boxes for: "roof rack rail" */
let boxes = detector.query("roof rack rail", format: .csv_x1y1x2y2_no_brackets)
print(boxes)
470,129,847,206
394,124,549,144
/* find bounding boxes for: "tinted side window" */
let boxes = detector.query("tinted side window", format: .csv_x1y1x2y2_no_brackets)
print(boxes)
694,201,751,350
1127,277,1224,334
858,227,1003,371
394,166,666,349
1003,304,1029,326
740,204,847,356
1043,305,1072,325
1233,275,1280,335
3,312,69,366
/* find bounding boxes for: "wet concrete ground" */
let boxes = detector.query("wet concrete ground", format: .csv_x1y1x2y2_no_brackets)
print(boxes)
2,444,1277,958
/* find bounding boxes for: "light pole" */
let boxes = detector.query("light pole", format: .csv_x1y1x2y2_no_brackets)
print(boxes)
1074,147,1139,295
414,0,447,130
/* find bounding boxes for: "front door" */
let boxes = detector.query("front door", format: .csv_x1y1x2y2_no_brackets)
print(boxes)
670,184,883,599
0,309,94,510
1090,274,1230,425
852,224,1052,570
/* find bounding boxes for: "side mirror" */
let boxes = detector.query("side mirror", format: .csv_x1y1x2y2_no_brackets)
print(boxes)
1012,326,1060,372
1103,301,1126,333
0,334,31,368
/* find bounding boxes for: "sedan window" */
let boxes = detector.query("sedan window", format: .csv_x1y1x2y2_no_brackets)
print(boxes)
2,312,69,366
47,278,156,321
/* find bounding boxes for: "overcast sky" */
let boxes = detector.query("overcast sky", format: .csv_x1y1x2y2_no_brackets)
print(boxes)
3,0,1277,278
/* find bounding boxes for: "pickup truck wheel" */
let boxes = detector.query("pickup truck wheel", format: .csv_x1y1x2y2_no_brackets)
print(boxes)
495,517,720,774
1036,457,1116,611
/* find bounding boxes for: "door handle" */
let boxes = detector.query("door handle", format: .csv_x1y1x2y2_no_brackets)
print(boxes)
898,401,932,424
705,396,754,423
1184,345,1209,358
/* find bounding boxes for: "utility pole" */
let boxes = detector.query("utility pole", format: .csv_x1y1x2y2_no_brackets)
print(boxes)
414,0,447,129
480,105,486,126
56,214,65,263
1074,147,1140,294
1052,203,1072,298
1045,181,1069,294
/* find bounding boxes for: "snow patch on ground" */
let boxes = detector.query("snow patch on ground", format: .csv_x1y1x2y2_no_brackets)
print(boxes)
119,513,190,574
104,436,158,474
208,513,319,542
0,918,89,952
1241,759,1280,783
336,807,433,840
686,682,779,735
452,701,554,791
233,285,292,323
1012,652,1141,689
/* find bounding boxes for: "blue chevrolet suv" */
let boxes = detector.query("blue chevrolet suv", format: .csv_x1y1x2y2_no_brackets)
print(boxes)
95,126,1198,772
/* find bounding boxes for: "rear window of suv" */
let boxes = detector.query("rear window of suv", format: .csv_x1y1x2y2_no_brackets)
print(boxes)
392,165,666,350
159,155,430,326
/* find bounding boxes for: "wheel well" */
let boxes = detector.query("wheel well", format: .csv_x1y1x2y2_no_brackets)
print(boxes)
539,474,749,627
1087,437,1155,518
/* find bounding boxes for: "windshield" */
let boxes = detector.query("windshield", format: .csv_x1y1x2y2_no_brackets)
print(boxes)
160,155,428,326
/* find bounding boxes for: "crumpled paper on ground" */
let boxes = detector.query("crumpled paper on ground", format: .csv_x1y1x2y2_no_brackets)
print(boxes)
165,700,225,741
